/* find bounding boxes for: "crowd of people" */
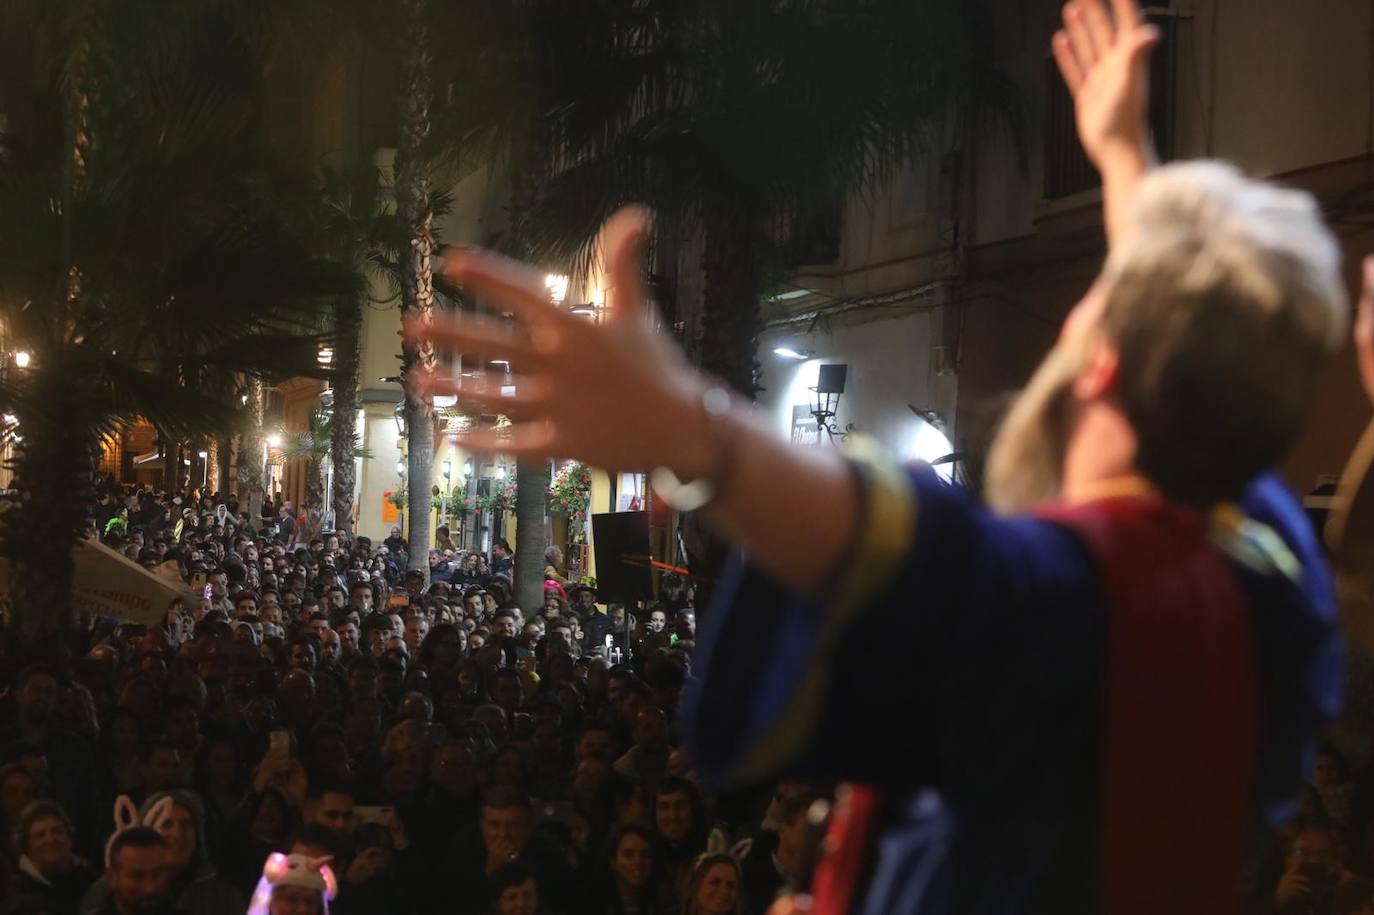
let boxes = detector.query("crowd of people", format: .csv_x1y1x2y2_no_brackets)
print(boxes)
0,480,1367,914
0,487,821,915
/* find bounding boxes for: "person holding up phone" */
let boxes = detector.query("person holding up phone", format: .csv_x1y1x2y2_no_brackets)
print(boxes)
1272,823,1374,914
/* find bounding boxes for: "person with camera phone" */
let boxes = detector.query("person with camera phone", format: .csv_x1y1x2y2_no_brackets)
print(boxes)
1273,823,1374,914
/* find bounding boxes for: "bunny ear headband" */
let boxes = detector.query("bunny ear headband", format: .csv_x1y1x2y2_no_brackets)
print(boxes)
104,795,178,869
246,853,337,915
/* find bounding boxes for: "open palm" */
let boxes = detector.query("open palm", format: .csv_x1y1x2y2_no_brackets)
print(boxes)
1052,0,1160,168
415,207,714,478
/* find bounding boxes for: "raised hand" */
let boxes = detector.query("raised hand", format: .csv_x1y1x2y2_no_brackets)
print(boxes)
1052,0,1160,169
416,207,717,479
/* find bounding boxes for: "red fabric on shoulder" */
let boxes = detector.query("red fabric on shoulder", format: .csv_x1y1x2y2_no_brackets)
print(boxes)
1037,496,1258,915
811,783,882,915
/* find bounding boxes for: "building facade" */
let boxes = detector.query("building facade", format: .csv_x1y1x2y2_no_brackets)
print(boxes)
711,0,1374,499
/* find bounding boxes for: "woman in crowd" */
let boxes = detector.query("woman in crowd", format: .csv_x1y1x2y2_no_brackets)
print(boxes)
488,862,546,915
195,730,250,854
0,802,96,915
595,824,673,915
681,855,744,915
0,766,37,885
226,787,302,896
542,593,570,624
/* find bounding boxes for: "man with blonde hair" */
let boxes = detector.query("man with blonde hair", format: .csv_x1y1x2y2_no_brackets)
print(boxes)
415,0,1344,911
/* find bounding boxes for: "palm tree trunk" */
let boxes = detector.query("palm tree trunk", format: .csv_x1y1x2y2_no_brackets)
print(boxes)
0,0,99,662
395,0,437,578
690,183,765,611
699,184,764,398
239,376,266,525
204,441,219,496
303,455,325,538
0,368,99,661
215,436,232,496
330,295,363,535
514,458,548,611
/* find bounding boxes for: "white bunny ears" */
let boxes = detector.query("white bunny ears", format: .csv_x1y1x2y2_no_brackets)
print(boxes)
246,853,337,915
104,795,178,869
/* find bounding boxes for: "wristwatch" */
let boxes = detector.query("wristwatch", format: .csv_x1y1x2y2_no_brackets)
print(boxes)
649,386,733,512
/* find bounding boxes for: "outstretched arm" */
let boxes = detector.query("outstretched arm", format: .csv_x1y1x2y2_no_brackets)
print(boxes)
418,209,860,597
1052,0,1160,250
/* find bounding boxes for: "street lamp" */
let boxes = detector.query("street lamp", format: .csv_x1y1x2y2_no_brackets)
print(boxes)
544,274,569,304
317,346,333,366
13,351,30,368
396,458,406,476
463,459,473,478
810,364,848,444
266,433,282,449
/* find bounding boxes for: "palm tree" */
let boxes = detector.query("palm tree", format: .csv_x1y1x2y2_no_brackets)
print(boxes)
513,459,550,608
421,0,1022,606
238,377,268,525
329,298,364,536
283,405,373,537
394,0,441,577
0,1,357,653
502,0,1022,396
310,167,407,536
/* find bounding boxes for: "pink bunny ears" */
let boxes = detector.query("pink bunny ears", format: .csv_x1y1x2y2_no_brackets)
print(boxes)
103,795,177,869
262,853,337,899
247,853,338,915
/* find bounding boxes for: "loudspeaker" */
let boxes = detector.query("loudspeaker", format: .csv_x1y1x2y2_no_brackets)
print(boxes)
592,512,653,604
816,363,848,395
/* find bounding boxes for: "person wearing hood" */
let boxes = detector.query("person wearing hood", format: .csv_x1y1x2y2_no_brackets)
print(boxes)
78,792,243,915
1,801,98,915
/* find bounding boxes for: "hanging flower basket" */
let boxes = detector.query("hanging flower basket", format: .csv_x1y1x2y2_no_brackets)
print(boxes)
547,461,592,522
476,478,517,514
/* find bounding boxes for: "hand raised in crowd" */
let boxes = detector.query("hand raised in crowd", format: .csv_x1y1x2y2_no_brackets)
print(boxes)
251,743,307,803
416,208,715,481
345,846,389,885
1274,867,1311,906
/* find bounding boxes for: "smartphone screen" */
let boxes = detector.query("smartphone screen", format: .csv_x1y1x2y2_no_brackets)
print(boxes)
202,584,213,600
354,806,394,827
